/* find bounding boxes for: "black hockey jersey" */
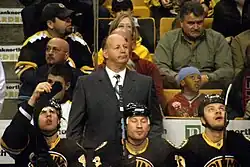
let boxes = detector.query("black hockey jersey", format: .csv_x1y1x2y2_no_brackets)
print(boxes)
178,131,250,167
15,30,93,79
0,102,87,167
93,137,177,167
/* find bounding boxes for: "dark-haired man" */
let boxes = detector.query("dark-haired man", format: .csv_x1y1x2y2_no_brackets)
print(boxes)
93,102,177,167
67,32,163,152
18,37,84,101
154,1,233,89
177,94,250,166
0,82,87,167
16,3,93,99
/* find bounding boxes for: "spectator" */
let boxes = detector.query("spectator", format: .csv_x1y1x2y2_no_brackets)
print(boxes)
145,0,177,41
178,94,250,166
18,37,84,101
94,103,177,166
154,1,233,89
0,83,87,166
45,64,75,137
231,29,250,76
67,32,163,151
0,60,5,113
20,0,110,45
15,3,93,90
100,28,167,115
111,0,134,17
97,13,152,66
226,44,250,119
212,0,250,38
171,0,215,29
167,66,205,117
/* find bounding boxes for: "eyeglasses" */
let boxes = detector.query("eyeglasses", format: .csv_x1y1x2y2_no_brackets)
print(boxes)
46,46,67,54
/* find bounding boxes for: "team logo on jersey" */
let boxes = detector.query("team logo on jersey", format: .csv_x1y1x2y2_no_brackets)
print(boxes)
135,157,154,167
175,155,186,167
49,151,68,166
28,151,67,167
204,155,240,167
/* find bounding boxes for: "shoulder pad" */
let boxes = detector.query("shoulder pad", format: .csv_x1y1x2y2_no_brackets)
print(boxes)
177,139,188,149
95,141,108,151
23,31,50,46
68,33,88,46
243,134,250,142
163,138,178,148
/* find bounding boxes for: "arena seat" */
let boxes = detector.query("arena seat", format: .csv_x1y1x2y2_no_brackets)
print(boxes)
98,17,156,53
163,89,222,102
160,17,214,38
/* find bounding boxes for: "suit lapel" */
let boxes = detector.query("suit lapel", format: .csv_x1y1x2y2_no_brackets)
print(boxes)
122,70,136,101
97,68,119,104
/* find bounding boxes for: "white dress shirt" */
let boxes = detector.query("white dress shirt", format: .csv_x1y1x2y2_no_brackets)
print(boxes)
105,66,126,98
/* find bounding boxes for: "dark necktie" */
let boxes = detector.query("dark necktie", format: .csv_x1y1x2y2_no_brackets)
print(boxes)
114,75,127,157
114,74,121,96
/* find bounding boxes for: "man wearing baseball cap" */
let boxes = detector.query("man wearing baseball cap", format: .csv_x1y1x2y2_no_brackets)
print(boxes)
16,3,93,102
177,94,250,166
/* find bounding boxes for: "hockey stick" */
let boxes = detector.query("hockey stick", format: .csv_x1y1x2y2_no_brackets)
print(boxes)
118,85,128,158
222,83,232,167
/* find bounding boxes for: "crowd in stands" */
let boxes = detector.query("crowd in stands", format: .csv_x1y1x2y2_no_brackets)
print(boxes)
0,0,250,166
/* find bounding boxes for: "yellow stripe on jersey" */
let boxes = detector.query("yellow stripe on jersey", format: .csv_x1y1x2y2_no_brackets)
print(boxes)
80,66,94,75
202,132,223,150
15,61,38,78
0,136,30,155
22,30,52,47
49,136,61,150
66,57,76,68
126,138,149,155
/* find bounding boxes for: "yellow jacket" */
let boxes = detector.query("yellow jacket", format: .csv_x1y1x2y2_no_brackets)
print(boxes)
200,0,220,17
144,0,161,7
96,37,152,65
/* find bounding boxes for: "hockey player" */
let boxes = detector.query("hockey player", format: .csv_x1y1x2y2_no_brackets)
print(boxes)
177,94,250,167
93,102,177,167
0,82,87,167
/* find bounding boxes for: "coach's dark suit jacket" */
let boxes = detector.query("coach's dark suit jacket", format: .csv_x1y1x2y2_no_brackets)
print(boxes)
66,68,163,149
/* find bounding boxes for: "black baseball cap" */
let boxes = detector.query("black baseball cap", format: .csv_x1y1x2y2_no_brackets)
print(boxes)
42,3,74,22
112,0,133,12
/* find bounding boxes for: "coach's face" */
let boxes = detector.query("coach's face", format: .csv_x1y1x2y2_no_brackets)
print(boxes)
202,103,226,130
103,34,129,66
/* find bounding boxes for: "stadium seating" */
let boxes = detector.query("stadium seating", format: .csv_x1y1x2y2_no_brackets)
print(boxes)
98,17,156,53
0,2,23,119
163,89,223,102
160,17,214,38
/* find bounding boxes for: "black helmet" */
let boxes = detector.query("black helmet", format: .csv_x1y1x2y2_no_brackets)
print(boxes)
198,94,224,117
124,102,150,119
34,97,62,136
